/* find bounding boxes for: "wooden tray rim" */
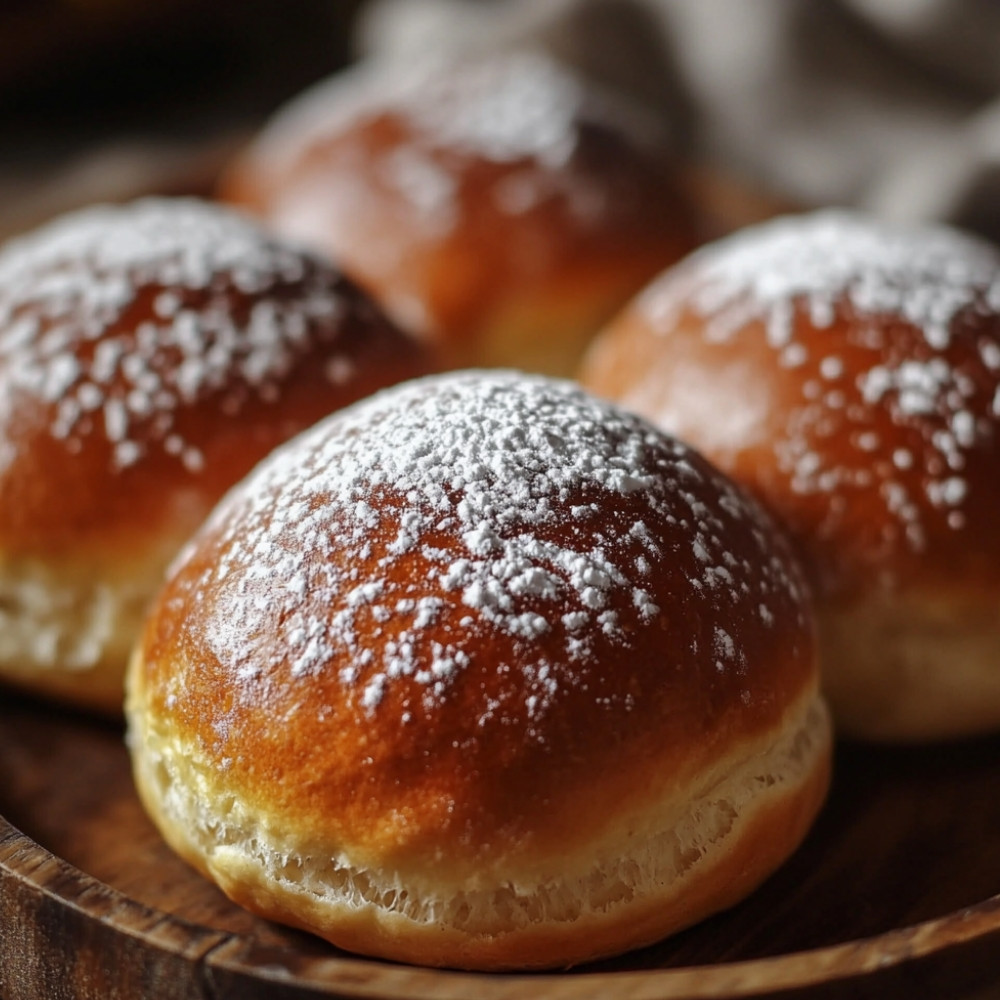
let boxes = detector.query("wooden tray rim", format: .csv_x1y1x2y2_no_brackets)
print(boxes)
4,813,1000,1000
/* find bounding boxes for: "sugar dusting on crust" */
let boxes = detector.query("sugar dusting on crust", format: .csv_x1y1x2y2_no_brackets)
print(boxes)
0,198,364,473
252,51,661,232
386,51,587,167
640,211,1000,558
644,210,1000,350
172,372,807,728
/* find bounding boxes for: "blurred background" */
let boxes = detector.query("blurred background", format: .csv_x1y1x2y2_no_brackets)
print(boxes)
0,0,364,235
2,0,1000,243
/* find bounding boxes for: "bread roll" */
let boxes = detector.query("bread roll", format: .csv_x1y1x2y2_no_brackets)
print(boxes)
220,50,696,376
0,197,431,712
580,210,1000,741
127,370,830,970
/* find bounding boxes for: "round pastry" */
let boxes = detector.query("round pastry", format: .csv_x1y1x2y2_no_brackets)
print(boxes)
0,197,431,713
580,210,1000,742
126,370,830,970
220,50,696,376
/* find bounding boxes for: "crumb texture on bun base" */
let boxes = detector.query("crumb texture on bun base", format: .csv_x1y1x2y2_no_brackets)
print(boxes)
0,197,431,713
127,371,830,970
220,50,696,377
580,211,1000,742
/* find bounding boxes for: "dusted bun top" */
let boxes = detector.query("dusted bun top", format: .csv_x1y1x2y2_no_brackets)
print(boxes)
0,197,429,558
582,211,1000,597
221,50,695,374
141,371,816,862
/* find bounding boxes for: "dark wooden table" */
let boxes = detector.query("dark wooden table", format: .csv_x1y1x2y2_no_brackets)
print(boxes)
2,694,1000,999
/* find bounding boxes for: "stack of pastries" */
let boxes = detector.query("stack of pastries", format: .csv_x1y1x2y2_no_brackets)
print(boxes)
3,45,998,972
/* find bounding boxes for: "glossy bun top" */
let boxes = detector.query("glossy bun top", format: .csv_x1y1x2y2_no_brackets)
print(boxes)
139,371,816,864
0,197,430,560
581,211,1000,598
221,51,696,373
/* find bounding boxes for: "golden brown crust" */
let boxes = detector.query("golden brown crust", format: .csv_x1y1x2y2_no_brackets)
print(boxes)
583,307,1000,601
128,371,827,967
579,211,1000,741
130,666,830,969
141,486,814,868
580,212,1000,601
137,373,816,865
0,200,430,559
220,52,696,375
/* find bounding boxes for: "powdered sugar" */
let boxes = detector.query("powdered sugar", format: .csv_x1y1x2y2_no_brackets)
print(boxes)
263,49,643,168
175,372,805,728
250,50,660,231
0,198,362,472
640,211,1000,559
645,211,1000,350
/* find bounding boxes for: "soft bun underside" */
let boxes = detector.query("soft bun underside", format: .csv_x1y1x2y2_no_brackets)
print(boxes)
0,539,188,713
819,588,1000,741
127,674,830,971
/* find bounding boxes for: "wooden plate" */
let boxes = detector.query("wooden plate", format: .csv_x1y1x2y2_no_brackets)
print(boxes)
2,694,1000,999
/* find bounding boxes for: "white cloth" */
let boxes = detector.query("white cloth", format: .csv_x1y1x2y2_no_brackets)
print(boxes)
356,0,1000,241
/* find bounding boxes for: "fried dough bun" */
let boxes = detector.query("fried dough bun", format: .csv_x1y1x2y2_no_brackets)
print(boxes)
580,211,1000,741
0,197,431,712
127,370,829,970
221,51,696,376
